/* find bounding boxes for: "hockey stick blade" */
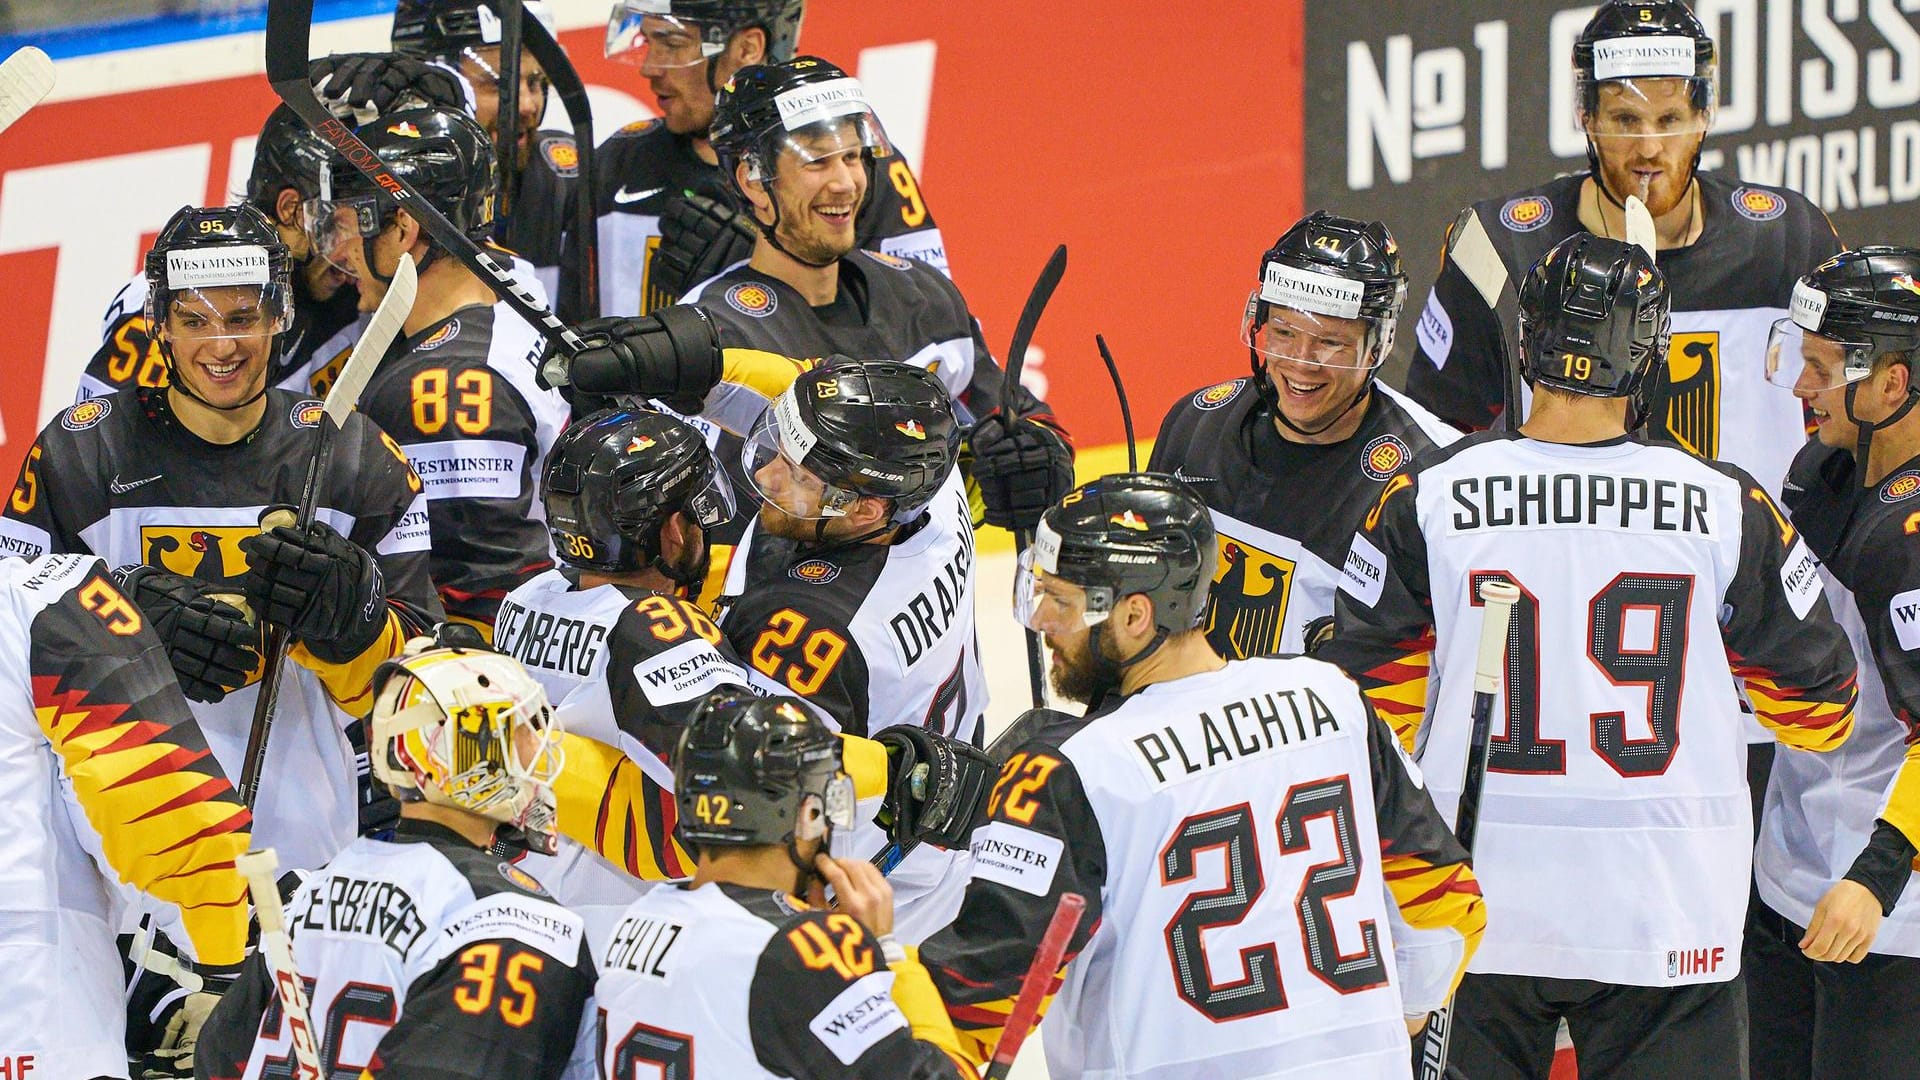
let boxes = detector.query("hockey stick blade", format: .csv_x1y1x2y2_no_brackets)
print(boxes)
1000,244,1067,406
237,848,323,1079
324,252,414,428
1623,195,1657,265
0,46,54,136
263,0,584,358
986,891,1086,1080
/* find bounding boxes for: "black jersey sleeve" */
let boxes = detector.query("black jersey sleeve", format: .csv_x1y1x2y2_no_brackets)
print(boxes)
192,950,272,1080
1318,471,1438,749
920,732,1107,1068
723,586,873,734
747,909,967,1079
1721,478,1857,751
858,148,946,273
606,592,751,752
3,415,104,558
1403,208,1515,432
1837,504,1920,906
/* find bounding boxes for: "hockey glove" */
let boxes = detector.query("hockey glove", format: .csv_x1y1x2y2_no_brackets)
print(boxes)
113,565,260,702
308,53,466,125
123,925,240,1079
874,726,998,851
240,518,389,665
541,306,724,406
653,193,759,301
970,409,1075,532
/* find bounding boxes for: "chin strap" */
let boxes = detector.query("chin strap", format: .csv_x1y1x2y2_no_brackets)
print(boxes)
1272,380,1374,439
1847,378,1920,487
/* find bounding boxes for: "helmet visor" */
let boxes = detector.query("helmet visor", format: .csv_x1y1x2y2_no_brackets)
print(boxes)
307,195,386,273
606,5,723,67
1013,545,1115,633
744,80,893,182
741,400,857,519
684,459,738,529
1580,76,1713,142
157,283,294,342
1242,295,1380,371
1764,317,1877,392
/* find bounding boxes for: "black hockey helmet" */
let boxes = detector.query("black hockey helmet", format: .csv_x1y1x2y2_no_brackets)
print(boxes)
711,56,891,202
141,205,296,411
1015,472,1217,659
542,407,736,576
1573,1,1717,116
391,0,556,57
673,689,852,852
743,358,959,523
1518,234,1670,399
246,105,339,217
1243,211,1406,427
312,107,496,279
606,0,806,67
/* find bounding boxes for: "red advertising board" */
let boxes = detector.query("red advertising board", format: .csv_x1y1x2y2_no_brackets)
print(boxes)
0,1,1304,481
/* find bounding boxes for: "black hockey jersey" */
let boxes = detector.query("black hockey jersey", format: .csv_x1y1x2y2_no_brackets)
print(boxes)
1405,171,1839,494
501,128,579,302
0,387,439,870
595,882,968,1080
922,657,1484,1080
357,303,571,632
194,819,594,1080
1760,442,1920,955
563,118,947,321
78,271,365,402
1149,378,1460,659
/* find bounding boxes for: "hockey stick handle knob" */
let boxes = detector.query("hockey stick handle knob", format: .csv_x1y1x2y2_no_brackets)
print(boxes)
1473,580,1520,693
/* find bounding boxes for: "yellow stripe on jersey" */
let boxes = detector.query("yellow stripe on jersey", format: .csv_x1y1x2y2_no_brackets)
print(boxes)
889,946,969,1068
1734,663,1856,752
291,610,413,718
1381,854,1487,999
1355,630,1437,751
944,965,1067,1071
36,678,251,966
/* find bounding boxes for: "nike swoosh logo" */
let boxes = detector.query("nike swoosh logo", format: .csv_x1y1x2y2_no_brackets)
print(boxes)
613,186,664,205
1173,467,1218,484
109,473,161,494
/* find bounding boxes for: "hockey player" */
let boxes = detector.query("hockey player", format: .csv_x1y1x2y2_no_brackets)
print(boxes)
316,106,571,634
1406,0,1837,500
1322,234,1859,1077
0,204,439,872
719,360,985,940
575,0,947,320
194,643,595,1080
1747,247,1920,1078
593,688,970,1079
390,0,578,299
78,104,363,403
0,553,251,1080
919,473,1485,1079
1150,210,1459,659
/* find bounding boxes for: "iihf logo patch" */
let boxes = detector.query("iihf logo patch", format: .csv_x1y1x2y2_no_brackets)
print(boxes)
1499,196,1553,233
725,282,778,318
1361,434,1410,481
865,251,915,271
1881,470,1920,503
1732,187,1786,222
789,559,840,585
1192,379,1245,411
61,397,112,431
291,400,325,428
418,319,461,350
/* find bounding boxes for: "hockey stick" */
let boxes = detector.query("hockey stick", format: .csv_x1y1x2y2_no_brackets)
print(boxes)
1446,208,1525,431
1415,578,1520,1080
264,0,585,361
0,46,53,136
1623,194,1656,263
493,0,522,225
1094,334,1136,472
236,848,322,1079
999,244,1067,710
985,890,1087,1080
238,253,417,809
478,0,599,320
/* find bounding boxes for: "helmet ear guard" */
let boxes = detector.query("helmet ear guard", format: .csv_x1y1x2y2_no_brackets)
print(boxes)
1517,234,1670,400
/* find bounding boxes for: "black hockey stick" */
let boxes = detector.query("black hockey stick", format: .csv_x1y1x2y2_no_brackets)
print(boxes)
492,0,521,224
478,0,600,321
238,254,417,809
1094,333,1136,472
264,0,586,360
1000,244,1067,710
1415,577,1520,1080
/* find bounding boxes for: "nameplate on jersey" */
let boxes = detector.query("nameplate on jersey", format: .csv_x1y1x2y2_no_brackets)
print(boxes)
441,892,583,966
375,495,432,556
1779,539,1821,620
970,820,1064,897
405,439,528,501
1340,531,1387,607
1447,474,1715,537
809,971,906,1066
634,639,751,706
495,604,609,678
603,914,684,979
1890,587,1920,651
888,525,974,669
293,876,428,957
1133,685,1346,788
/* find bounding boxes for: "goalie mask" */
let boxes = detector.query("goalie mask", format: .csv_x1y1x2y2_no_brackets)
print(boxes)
371,644,566,854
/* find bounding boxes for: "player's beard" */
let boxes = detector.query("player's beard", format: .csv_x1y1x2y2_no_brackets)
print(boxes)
1050,626,1125,706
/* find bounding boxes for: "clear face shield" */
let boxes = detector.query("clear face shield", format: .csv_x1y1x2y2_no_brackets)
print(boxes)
794,771,856,842
1578,58,1714,211
742,78,893,185
1012,523,1117,634
150,243,294,348
741,393,861,520
605,3,724,68
1241,302,1382,373
306,190,386,274
1764,279,1878,393
681,461,738,529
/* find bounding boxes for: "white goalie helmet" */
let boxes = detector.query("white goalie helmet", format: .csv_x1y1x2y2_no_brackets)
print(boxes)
371,642,566,854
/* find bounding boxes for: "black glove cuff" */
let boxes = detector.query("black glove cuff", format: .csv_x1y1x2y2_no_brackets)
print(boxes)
1844,819,1920,916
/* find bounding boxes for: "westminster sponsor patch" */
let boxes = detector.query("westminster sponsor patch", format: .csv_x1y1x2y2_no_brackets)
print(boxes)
1360,434,1410,481
1732,187,1786,222
1339,531,1388,607
809,971,906,1065
724,282,778,318
1779,538,1822,619
61,397,112,431
633,639,750,707
1891,588,1920,651
1192,378,1245,411
442,892,583,966
970,820,1064,897
1499,195,1553,233
405,439,527,500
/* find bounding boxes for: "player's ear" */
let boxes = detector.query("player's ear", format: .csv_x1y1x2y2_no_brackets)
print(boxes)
727,26,767,68
273,187,303,230
737,164,774,223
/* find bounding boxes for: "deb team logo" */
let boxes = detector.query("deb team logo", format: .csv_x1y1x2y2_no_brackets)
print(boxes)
789,558,841,585
1192,378,1245,411
540,137,580,177
1882,471,1920,503
1360,434,1409,481
1732,187,1786,222
725,282,778,318
291,400,325,428
866,251,915,271
1499,195,1553,233
61,397,112,431
418,319,461,351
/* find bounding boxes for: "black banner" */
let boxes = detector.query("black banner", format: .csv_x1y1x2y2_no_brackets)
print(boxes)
1306,1,1920,385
